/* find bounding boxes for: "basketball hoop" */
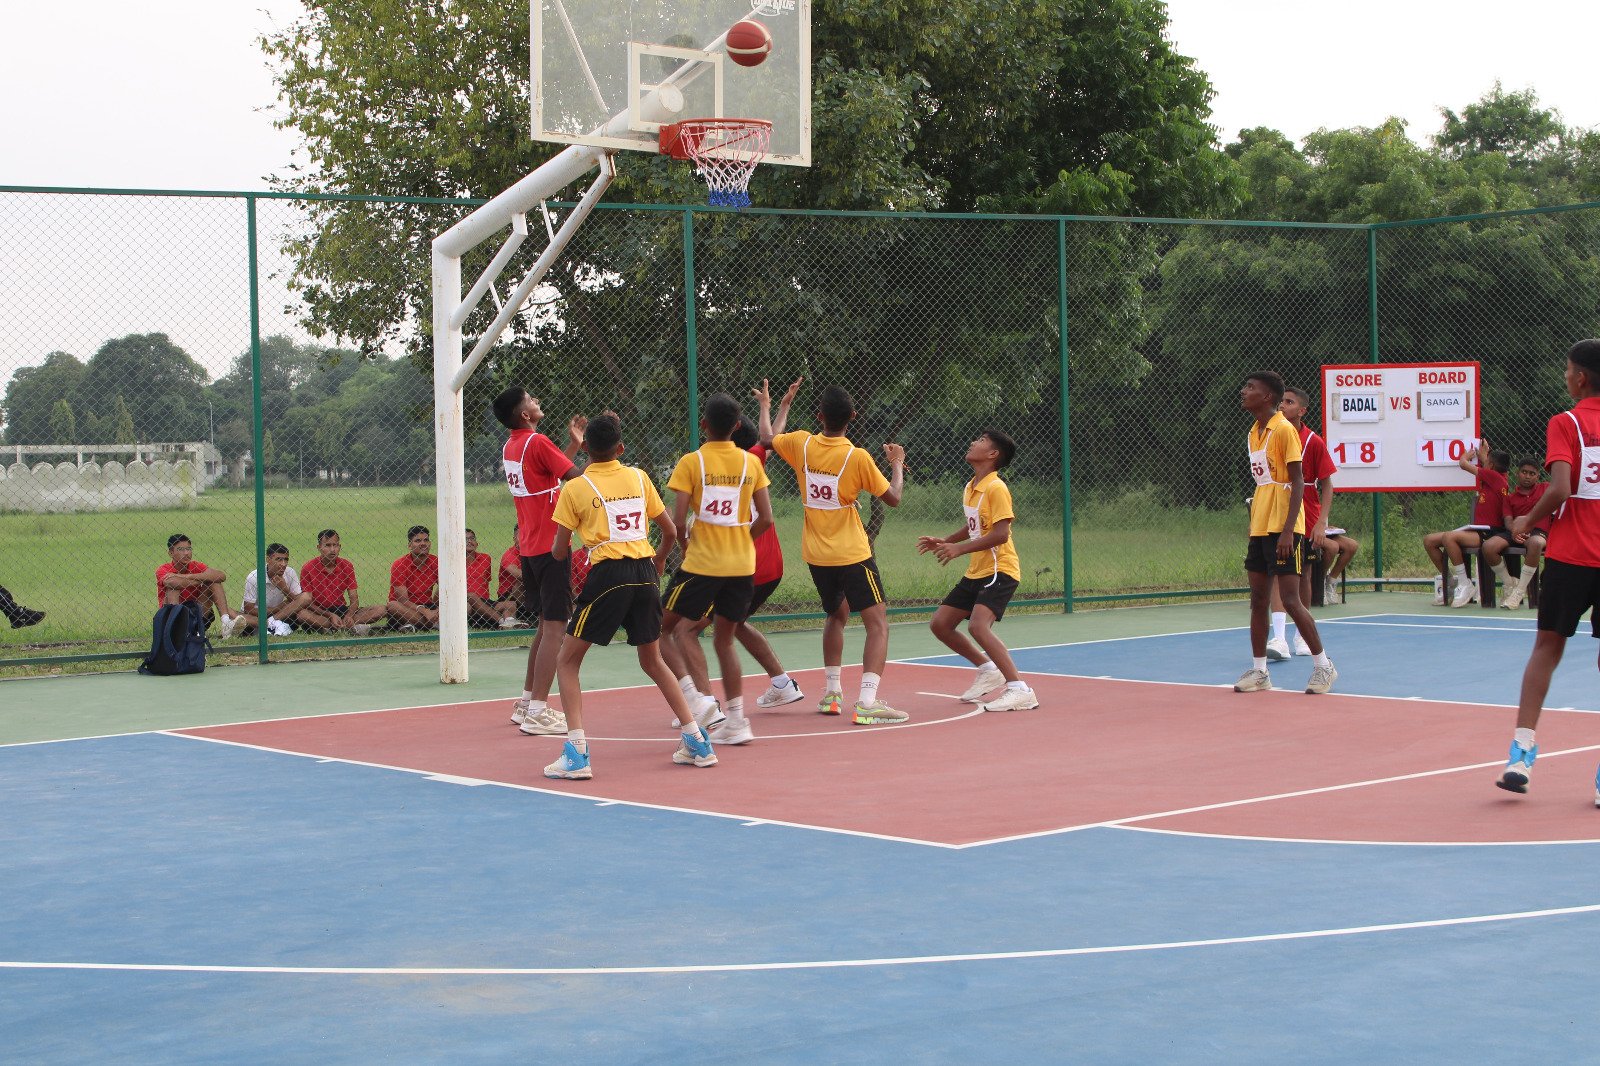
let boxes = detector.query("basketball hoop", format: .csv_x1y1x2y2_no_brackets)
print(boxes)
659,118,772,209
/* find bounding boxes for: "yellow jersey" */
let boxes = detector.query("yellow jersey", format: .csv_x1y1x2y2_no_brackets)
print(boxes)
1247,412,1305,537
667,441,771,577
772,430,890,566
551,460,666,563
963,472,1021,581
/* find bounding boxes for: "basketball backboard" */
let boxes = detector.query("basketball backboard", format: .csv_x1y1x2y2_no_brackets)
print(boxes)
532,0,811,166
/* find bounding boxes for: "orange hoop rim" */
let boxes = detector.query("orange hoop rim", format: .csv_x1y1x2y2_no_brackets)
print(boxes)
658,118,774,161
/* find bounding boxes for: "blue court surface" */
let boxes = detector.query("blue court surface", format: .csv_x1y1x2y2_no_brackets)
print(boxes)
5,608,1600,1061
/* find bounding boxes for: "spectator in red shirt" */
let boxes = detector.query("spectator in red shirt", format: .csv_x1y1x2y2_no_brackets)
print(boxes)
156,533,241,639
299,529,387,635
387,525,440,632
1422,438,1510,607
1497,339,1600,797
467,528,524,629
497,525,525,614
1482,459,1550,611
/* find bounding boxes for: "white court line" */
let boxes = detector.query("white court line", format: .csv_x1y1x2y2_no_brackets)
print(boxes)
581,705,982,743
1325,620,1537,634
1116,824,1600,848
959,742,1600,848
3,901,1598,976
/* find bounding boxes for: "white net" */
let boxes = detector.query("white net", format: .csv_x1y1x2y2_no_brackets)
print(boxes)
661,119,772,209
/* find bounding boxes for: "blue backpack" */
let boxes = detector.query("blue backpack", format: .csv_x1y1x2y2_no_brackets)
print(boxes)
139,602,211,675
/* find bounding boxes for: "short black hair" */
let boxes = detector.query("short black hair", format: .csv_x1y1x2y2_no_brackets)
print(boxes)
818,386,855,431
465,528,476,539
703,393,741,437
407,524,430,540
731,416,758,451
979,429,1017,469
1245,371,1285,404
1517,457,1540,471
492,387,528,429
584,413,622,454
1569,339,1600,388
1488,448,1511,473
317,528,338,543
266,543,288,557
1284,385,1312,406
167,533,190,549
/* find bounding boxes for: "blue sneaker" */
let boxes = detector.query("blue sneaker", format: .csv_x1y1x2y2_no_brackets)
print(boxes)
672,729,718,768
544,740,592,780
1496,740,1537,794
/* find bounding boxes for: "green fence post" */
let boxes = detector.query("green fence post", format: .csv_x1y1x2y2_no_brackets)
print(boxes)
1367,225,1383,588
248,195,269,664
684,209,699,448
1059,219,1073,613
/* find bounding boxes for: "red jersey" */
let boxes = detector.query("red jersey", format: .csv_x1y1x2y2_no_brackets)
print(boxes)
155,560,210,606
498,546,521,598
1544,397,1600,567
389,553,439,605
299,556,358,609
1295,424,1338,530
1472,465,1510,528
503,429,573,557
466,552,492,599
1505,483,1549,535
748,444,783,585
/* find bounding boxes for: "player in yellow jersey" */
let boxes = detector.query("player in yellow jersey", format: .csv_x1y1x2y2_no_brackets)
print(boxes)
544,415,715,779
764,382,909,725
660,393,775,746
917,430,1038,712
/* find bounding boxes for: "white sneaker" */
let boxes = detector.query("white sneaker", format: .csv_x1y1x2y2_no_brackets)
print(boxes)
1234,668,1272,692
1431,576,1445,606
1324,576,1341,604
755,679,805,708
1450,582,1477,608
352,623,373,637
1305,661,1338,695
667,695,726,732
218,614,239,640
499,616,522,629
519,705,568,736
1265,637,1291,661
510,698,530,726
1292,634,1312,657
960,666,1005,702
268,618,292,637
1500,585,1527,611
981,687,1039,712
710,716,755,745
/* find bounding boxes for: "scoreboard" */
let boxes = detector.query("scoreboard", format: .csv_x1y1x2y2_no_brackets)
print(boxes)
1320,361,1480,493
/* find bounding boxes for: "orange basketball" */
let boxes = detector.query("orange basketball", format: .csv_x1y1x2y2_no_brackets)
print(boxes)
726,19,772,67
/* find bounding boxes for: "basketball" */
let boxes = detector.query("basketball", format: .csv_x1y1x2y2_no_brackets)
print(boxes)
726,19,772,67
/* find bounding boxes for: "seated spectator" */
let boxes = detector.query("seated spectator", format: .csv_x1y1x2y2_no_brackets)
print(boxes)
497,525,526,619
299,529,388,635
388,524,440,632
1422,438,1509,607
0,583,45,629
467,528,524,629
156,533,240,638
1484,458,1548,610
240,543,314,637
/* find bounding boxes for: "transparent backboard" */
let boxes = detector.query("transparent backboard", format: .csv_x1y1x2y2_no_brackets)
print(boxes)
533,0,811,166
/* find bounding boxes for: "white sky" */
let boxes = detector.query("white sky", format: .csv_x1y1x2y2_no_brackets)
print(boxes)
3,1,1600,191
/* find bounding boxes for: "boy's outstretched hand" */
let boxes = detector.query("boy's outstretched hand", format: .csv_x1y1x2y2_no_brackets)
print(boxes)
884,442,905,466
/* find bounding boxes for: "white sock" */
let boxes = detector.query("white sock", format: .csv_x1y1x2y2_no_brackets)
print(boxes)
1313,651,1331,668
976,658,995,672
520,689,533,701
1491,561,1510,581
1515,569,1535,591
1252,656,1267,672
825,666,842,692
771,673,792,688
858,671,881,706
1514,727,1536,751
1005,680,1028,691
678,675,698,698
680,720,704,740
1270,612,1287,642
567,728,586,753
1452,563,1468,580
726,697,745,720
528,699,546,712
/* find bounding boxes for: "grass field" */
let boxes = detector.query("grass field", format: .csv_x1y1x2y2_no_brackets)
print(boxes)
0,479,1454,666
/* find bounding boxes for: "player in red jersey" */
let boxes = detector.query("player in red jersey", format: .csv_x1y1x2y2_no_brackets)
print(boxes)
1497,340,1600,798
1484,459,1548,611
1422,438,1510,607
299,529,387,634
492,387,588,736
387,525,440,631
155,533,241,638
466,528,523,629
497,526,525,618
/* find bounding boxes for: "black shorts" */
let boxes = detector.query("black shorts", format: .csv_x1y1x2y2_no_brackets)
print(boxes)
941,573,1020,620
1244,533,1305,576
521,552,572,623
748,578,780,616
567,557,662,647
1535,557,1600,638
663,569,755,623
809,558,886,614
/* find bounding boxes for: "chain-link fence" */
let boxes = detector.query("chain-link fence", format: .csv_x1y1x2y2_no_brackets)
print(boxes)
3,185,1597,671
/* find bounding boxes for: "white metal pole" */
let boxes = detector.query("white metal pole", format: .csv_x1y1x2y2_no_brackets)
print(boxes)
433,247,469,683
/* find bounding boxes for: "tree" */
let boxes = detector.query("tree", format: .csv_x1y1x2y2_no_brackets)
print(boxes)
48,399,76,445
111,396,137,445
72,334,210,443
2,352,86,445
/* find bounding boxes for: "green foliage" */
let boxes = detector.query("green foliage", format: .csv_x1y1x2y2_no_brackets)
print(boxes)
48,400,75,445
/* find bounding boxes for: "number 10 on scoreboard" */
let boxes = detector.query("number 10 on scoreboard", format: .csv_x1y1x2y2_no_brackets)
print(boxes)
1331,440,1382,467
1416,437,1473,466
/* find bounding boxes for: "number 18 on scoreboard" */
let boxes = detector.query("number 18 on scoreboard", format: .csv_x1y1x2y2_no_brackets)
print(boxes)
1320,361,1480,493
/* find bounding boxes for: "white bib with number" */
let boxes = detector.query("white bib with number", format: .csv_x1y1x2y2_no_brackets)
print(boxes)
582,469,649,543
1248,444,1285,488
504,435,560,501
964,481,999,586
696,450,752,527
1566,411,1600,501
802,436,853,512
